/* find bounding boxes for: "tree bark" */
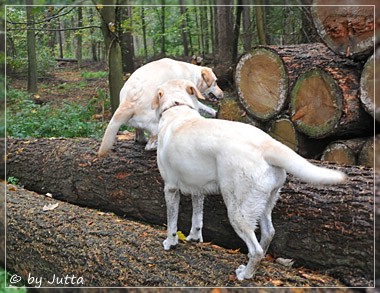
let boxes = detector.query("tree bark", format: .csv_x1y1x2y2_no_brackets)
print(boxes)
6,138,374,286
5,182,348,287
26,0,38,94
311,0,377,59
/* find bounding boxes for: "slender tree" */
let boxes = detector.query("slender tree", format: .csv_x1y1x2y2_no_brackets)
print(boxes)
179,0,189,56
76,6,82,67
255,0,267,45
98,1,124,113
26,0,37,93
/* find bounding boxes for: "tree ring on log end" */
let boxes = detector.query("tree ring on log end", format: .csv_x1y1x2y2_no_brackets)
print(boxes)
268,118,298,152
290,69,343,138
311,1,376,59
321,142,357,165
235,48,288,121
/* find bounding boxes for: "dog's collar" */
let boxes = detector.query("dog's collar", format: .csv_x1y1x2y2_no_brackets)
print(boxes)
160,102,195,117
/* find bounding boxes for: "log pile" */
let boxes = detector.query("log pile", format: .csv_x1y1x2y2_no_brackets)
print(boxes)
6,138,374,286
229,3,378,167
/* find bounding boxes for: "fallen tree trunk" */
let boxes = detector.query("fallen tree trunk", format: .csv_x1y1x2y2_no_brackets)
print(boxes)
5,182,346,287
6,138,374,286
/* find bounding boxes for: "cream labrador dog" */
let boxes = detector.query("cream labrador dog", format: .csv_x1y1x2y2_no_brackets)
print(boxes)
98,58,223,157
152,79,346,281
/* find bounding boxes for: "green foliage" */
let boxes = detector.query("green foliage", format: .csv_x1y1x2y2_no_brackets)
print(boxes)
6,89,107,139
0,268,26,292
81,70,108,80
6,176,19,186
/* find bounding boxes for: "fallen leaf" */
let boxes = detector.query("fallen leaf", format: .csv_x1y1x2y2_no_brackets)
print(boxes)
227,248,240,254
43,203,59,211
271,279,284,286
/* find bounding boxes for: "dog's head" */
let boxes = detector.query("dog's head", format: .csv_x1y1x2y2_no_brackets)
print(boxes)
152,79,206,117
198,67,224,102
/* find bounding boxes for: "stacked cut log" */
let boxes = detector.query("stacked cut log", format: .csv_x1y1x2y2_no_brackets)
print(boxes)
230,2,378,167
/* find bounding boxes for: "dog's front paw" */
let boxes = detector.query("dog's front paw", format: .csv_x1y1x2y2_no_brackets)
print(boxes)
163,235,178,250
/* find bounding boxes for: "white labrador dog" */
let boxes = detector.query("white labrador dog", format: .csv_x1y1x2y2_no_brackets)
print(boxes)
98,58,223,157
152,79,346,281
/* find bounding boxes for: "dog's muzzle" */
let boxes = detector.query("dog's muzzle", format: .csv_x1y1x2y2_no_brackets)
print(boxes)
208,92,223,102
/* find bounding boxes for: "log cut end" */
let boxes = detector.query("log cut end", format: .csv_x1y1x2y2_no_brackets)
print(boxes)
290,69,342,138
311,0,377,59
268,118,298,152
235,48,288,121
321,141,358,166
360,52,380,120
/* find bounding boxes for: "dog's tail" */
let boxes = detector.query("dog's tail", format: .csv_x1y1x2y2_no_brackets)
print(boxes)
98,101,134,158
264,140,346,185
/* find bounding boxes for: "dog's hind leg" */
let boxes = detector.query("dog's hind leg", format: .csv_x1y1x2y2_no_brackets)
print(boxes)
135,129,147,144
224,192,265,280
186,193,204,242
163,186,180,250
259,188,281,255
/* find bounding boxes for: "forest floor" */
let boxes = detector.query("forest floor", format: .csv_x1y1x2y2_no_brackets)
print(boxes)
5,182,350,288
5,62,372,289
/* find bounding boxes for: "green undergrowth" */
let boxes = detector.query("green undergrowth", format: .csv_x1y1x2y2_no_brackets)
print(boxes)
6,89,107,139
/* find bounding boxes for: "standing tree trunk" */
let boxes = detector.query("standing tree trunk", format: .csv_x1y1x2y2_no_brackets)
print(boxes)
98,2,125,114
242,2,252,51
140,7,148,60
232,1,243,63
179,1,189,57
215,0,234,65
75,7,83,68
118,4,135,74
160,1,165,55
254,0,267,45
26,0,37,93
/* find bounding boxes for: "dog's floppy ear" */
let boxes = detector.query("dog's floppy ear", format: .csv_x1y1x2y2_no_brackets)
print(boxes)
186,85,205,100
151,88,164,109
201,68,214,87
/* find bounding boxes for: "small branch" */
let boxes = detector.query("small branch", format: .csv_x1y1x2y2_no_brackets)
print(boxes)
7,25,101,32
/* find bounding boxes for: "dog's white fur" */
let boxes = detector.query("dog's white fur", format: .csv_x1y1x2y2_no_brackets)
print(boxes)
152,79,346,281
98,58,223,157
